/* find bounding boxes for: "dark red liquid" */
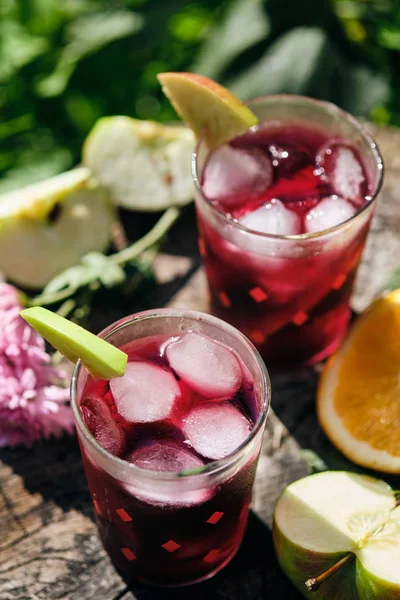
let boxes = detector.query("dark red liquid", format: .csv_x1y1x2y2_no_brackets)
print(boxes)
197,121,374,365
78,333,261,586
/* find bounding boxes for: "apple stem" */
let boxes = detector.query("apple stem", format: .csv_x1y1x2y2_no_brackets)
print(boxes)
305,553,355,592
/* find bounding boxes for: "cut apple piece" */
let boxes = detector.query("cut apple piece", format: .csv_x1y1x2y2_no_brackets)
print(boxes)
20,307,127,379
0,168,114,289
83,116,195,212
157,72,258,149
273,471,400,598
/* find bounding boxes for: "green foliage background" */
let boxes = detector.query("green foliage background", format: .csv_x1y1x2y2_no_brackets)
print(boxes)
0,0,398,193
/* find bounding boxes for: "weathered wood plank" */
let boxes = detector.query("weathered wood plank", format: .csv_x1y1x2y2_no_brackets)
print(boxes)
1,123,400,599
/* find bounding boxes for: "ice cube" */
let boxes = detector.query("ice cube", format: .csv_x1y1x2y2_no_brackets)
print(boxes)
126,440,205,473
202,144,273,207
110,361,180,423
183,403,252,460
304,195,356,233
317,142,366,204
165,332,242,398
239,199,302,235
81,394,126,456
124,441,211,506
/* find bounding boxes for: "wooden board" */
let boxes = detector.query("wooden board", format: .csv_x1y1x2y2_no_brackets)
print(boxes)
1,124,400,599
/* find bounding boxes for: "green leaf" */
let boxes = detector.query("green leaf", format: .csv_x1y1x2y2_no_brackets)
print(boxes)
386,267,400,292
37,10,144,97
227,27,333,99
0,20,48,82
43,251,126,294
300,449,329,474
192,0,270,80
81,252,126,288
0,148,73,194
378,26,400,51
339,64,390,116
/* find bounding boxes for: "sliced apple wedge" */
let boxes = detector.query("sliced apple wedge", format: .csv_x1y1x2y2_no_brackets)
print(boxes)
83,117,195,212
157,72,258,149
21,307,127,379
0,168,114,289
273,471,400,599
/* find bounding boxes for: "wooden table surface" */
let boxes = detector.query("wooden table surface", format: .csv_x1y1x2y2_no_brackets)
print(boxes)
1,125,400,600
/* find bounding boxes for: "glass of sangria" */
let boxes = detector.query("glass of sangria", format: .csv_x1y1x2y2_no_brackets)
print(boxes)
71,308,270,586
193,95,384,366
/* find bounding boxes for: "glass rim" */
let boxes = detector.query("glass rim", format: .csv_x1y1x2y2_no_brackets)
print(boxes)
71,308,271,482
192,93,384,241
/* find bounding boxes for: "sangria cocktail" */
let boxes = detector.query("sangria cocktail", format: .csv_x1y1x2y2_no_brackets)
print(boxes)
71,309,270,586
192,96,383,365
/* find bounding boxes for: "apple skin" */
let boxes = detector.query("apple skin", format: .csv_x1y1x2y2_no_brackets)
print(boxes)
273,521,358,599
356,565,400,600
273,521,400,599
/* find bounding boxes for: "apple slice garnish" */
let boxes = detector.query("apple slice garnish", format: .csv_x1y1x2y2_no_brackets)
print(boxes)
20,307,127,379
157,72,258,149
83,117,195,212
273,471,400,598
0,168,114,289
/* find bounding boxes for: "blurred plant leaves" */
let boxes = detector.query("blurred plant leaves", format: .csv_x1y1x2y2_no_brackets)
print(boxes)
191,0,270,80
0,20,48,81
0,148,72,194
43,251,126,295
339,64,390,116
0,0,398,195
227,27,335,98
37,11,144,97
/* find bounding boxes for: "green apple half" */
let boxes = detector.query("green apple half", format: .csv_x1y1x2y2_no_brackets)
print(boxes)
273,471,400,599
0,167,114,289
83,117,195,212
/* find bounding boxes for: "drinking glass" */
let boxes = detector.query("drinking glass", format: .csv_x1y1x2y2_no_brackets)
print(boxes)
71,308,270,586
193,96,384,366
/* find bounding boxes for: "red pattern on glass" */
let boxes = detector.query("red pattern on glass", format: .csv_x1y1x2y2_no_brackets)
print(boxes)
93,499,101,515
292,311,309,326
332,273,347,290
249,286,268,303
162,540,181,553
204,549,221,563
218,291,232,308
198,237,206,257
121,547,137,561
116,508,133,522
250,330,267,345
207,511,224,525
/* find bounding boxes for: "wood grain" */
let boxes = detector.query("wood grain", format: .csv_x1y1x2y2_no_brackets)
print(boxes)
1,125,400,599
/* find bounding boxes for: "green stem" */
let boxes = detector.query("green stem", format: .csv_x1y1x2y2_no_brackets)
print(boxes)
28,207,180,307
111,206,180,266
29,285,79,307
55,298,76,318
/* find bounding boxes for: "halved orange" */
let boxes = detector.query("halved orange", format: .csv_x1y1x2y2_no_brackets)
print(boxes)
317,289,400,474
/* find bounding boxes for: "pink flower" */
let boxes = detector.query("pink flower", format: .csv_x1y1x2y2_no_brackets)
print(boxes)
0,283,73,447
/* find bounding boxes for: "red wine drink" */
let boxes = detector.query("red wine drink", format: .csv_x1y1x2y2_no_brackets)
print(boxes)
193,96,383,366
71,309,270,586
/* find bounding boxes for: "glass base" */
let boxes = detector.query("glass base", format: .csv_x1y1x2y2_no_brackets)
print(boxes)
134,543,241,587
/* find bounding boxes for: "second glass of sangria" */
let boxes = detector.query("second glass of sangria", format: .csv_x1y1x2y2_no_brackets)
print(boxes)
193,95,383,366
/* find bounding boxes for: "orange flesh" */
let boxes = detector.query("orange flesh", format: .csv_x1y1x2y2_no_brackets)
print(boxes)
333,294,400,456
